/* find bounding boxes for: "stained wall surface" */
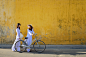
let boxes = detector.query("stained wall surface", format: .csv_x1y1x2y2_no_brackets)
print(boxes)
0,0,16,44
0,0,86,45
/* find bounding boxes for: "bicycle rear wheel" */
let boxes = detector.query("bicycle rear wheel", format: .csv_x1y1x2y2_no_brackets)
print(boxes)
15,40,27,52
33,40,46,53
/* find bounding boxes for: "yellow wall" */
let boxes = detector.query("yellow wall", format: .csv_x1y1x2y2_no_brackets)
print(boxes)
0,0,86,45
0,0,16,44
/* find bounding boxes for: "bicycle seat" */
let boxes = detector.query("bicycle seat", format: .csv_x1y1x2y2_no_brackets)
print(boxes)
25,37,28,39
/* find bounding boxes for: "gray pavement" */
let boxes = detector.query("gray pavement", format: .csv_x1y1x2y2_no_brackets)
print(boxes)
0,45,86,57
0,48,86,57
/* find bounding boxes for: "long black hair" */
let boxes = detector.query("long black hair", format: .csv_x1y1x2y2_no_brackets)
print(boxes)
17,23,21,30
28,25,33,31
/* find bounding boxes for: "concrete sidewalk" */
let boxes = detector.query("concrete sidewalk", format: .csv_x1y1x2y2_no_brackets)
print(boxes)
0,45,86,49
0,48,86,57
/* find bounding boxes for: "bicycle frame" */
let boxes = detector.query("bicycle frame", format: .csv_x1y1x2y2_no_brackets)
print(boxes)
21,33,46,48
21,34,38,48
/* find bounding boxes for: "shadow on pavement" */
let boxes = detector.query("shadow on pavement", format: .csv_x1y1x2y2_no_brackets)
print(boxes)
0,46,86,55
22,49,86,55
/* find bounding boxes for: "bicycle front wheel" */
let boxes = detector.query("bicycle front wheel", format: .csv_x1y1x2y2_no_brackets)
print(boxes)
33,40,46,53
15,40,27,52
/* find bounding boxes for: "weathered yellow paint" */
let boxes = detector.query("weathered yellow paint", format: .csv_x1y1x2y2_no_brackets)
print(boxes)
0,0,86,45
0,0,16,44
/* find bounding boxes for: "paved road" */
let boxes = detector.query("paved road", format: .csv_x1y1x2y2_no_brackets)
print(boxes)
0,48,86,57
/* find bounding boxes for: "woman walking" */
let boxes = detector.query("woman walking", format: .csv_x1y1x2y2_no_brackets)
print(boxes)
12,23,21,52
26,24,34,52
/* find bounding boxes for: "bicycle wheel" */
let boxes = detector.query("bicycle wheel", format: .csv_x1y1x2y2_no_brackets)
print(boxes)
33,40,46,53
15,40,27,52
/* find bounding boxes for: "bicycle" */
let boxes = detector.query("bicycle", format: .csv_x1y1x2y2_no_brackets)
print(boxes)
14,33,46,53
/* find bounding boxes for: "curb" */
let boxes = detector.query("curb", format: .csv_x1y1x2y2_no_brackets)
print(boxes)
0,45,86,49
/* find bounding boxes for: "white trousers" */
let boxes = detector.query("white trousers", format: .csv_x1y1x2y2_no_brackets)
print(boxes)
26,37,32,52
12,38,20,51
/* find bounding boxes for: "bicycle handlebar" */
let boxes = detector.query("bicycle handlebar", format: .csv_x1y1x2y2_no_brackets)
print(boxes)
34,33,37,36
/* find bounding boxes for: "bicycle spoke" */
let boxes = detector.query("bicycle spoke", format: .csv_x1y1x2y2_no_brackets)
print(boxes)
33,40,46,53
15,40,26,52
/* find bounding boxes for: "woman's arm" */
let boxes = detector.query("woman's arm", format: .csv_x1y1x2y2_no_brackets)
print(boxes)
17,28,20,38
28,29,33,35
32,29,35,34
28,32,33,35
